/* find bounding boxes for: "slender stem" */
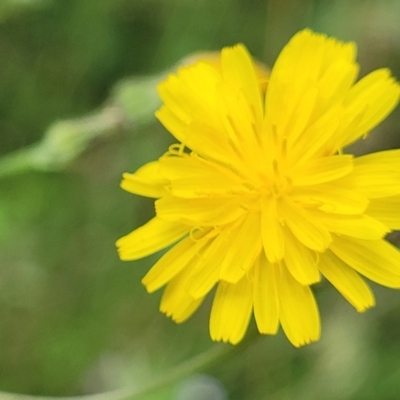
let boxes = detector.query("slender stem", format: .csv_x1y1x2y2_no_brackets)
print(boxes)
0,54,223,179
0,336,257,400
0,145,39,177
0,106,127,178
0,74,162,179
129,342,233,399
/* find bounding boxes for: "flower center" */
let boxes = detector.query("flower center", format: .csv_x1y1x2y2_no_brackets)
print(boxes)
255,157,292,200
271,158,292,196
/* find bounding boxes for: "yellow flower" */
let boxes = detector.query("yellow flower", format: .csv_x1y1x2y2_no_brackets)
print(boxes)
117,29,400,347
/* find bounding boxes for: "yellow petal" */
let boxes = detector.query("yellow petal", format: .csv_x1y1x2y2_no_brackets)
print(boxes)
221,44,263,128
283,227,320,285
266,29,357,142
355,149,400,169
280,197,332,252
253,255,279,334
319,250,375,312
218,83,263,172
160,267,205,323
155,196,245,226
210,276,253,345
261,196,284,263
218,212,263,283
277,265,320,347
160,153,242,185
185,234,226,299
291,183,369,214
292,155,353,186
289,103,343,163
157,74,191,124
183,121,246,170
121,161,167,198
116,217,189,260
367,195,400,230
315,58,359,115
155,105,187,143
342,161,400,199
142,236,199,293
282,85,319,147
339,69,400,147
169,176,247,198
308,210,389,240
159,152,208,180
157,62,223,133
330,236,400,288
159,153,246,197
349,149,400,199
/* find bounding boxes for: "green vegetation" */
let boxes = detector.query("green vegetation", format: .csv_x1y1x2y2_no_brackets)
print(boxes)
0,1,400,399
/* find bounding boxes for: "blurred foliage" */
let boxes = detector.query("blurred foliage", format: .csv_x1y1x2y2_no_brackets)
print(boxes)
0,0,400,399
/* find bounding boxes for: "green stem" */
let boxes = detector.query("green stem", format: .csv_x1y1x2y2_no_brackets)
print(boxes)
0,106,128,178
0,145,39,177
0,54,220,179
0,339,252,400
0,74,163,179
129,342,233,399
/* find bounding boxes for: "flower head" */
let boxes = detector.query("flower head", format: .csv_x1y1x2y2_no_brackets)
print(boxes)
117,29,400,347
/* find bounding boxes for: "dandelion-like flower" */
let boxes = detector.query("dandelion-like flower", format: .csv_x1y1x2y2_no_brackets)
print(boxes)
117,29,400,347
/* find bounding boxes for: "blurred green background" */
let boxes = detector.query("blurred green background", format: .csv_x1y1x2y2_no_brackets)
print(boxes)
1,0,400,399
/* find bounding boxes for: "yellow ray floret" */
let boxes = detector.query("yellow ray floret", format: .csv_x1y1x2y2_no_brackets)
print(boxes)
117,28,400,347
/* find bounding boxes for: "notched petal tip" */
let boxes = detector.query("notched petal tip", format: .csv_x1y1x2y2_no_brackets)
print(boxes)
210,333,241,346
160,273,205,324
209,279,253,346
290,335,320,348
